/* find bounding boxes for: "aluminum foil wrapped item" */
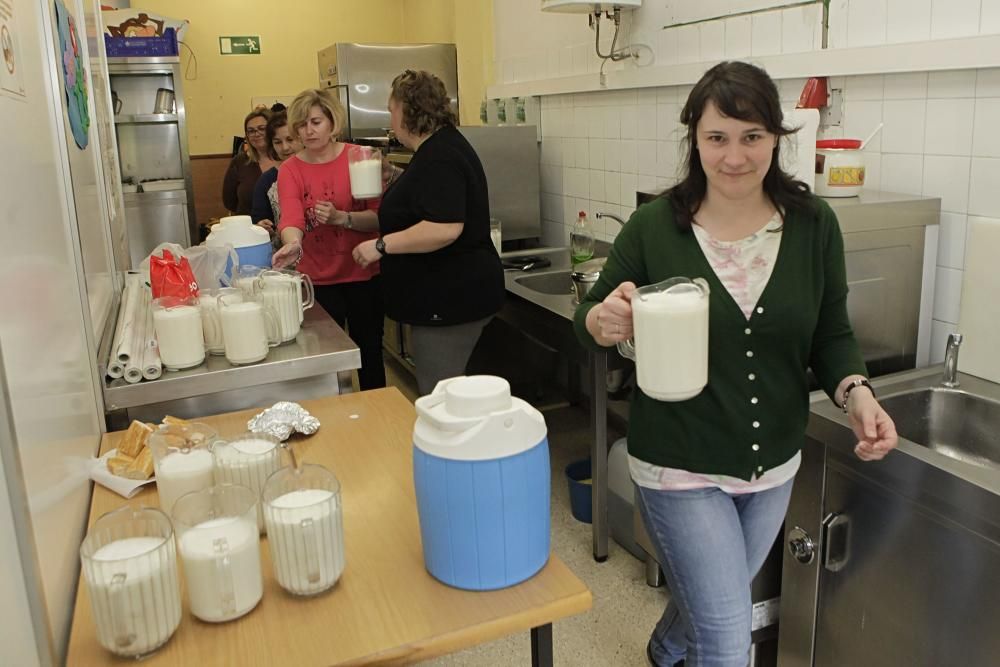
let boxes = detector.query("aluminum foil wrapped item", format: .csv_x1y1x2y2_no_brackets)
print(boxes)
247,401,320,441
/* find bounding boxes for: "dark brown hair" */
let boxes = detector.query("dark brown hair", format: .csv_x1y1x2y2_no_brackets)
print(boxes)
264,111,288,160
242,109,271,162
665,61,815,230
390,70,456,136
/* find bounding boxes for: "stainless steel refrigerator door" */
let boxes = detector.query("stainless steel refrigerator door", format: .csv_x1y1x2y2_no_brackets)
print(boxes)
335,43,458,139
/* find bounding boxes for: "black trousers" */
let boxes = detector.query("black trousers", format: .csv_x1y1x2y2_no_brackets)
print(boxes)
313,277,386,391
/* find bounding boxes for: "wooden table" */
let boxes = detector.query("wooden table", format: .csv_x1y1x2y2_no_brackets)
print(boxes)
68,388,592,666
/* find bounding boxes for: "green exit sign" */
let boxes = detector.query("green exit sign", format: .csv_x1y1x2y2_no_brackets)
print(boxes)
219,36,261,55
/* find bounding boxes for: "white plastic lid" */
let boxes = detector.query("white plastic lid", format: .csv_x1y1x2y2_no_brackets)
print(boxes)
413,376,547,461
206,215,270,248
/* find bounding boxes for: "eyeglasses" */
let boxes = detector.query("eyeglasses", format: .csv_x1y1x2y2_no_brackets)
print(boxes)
246,127,267,136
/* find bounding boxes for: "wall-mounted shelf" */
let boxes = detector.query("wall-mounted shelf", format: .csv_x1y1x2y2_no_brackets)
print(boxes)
114,113,178,124
487,33,1000,98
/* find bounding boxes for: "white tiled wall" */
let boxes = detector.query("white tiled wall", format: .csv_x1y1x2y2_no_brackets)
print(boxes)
494,1,1000,86
536,69,1000,363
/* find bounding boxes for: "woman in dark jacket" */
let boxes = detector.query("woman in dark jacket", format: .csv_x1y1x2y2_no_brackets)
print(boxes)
351,70,504,395
222,109,277,215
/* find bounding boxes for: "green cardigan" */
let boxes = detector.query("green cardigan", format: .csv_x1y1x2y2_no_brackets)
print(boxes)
574,196,866,480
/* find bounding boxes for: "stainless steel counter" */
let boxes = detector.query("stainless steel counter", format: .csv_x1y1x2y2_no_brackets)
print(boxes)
103,305,361,424
501,245,617,562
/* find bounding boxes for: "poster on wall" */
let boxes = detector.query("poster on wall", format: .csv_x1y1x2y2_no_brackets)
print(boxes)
54,0,90,148
0,0,26,99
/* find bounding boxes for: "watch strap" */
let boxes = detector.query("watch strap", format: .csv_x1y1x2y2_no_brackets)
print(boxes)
375,236,386,255
840,378,874,413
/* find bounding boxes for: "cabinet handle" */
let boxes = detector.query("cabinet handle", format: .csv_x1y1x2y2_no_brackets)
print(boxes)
822,512,851,572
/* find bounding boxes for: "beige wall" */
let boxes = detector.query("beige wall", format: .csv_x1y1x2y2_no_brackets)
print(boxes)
139,0,493,155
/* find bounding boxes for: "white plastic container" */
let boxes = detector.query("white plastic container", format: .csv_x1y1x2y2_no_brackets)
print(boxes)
814,139,865,197
205,215,272,274
412,375,550,590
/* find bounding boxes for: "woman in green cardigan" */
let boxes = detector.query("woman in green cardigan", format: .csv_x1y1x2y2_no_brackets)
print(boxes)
574,62,898,667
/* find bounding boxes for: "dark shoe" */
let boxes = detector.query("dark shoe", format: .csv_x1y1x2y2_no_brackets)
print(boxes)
646,639,684,667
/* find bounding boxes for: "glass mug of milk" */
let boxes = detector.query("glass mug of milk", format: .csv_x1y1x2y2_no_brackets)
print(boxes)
347,145,383,199
79,506,182,658
198,287,243,355
172,484,264,622
617,277,710,402
257,268,315,343
211,290,281,365
212,432,285,532
232,264,266,298
148,421,219,515
263,464,346,596
152,296,206,371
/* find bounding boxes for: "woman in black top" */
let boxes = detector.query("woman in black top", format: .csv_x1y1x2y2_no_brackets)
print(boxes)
352,70,504,394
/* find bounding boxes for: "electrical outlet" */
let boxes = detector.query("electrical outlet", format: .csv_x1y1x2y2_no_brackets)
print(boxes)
820,88,843,127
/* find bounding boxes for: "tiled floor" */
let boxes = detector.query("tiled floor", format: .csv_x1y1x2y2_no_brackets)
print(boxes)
382,358,669,666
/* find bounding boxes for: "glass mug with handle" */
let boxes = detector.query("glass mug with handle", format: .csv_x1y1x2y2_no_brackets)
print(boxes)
257,268,315,343
263,463,346,596
207,290,281,365
172,484,263,622
617,277,710,402
79,506,182,658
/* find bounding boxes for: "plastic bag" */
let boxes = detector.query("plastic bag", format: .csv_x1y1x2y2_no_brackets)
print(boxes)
184,244,238,289
149,248,199,299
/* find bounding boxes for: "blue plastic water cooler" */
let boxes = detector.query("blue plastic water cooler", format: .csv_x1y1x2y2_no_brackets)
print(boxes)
205,214,272,281
412,375,550,591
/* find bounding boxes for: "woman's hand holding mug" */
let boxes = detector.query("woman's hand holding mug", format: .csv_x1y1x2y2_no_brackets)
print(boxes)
590,281,636,346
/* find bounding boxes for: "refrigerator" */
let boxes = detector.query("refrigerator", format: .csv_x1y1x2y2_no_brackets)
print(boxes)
0,0,120,664
317,42,458,140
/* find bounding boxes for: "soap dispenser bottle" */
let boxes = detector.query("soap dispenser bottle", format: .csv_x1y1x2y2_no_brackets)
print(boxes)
570,210,595,265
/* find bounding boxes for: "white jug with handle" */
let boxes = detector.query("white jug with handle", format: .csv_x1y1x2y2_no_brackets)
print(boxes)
617,276,710,401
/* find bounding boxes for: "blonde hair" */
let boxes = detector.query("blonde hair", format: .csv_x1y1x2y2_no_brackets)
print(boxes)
242,109,271,162
287,89,347,142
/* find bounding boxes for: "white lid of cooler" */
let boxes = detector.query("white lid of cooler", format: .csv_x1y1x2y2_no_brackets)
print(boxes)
206,215,271,249
413,376,547,461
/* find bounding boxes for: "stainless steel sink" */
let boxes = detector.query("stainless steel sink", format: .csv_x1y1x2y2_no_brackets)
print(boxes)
513,271,574,296
879,386,1000,471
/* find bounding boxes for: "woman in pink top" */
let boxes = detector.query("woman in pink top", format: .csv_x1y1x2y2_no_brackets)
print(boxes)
272,88,385,389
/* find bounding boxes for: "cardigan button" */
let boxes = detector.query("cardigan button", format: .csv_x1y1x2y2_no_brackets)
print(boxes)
745,328,751,335
748,373,756,381
752,421,760,428
751,397,759,404
746,350,754,358
752,443,760,451
756,306,764,314
758,466,764,472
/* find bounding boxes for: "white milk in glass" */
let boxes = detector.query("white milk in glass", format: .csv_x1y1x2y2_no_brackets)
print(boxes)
220,301,269,364
632,289,709,401
348,158,382,199
155,449,215,515
265,489,345,595
199,291,242,354
178,516,263,622
85,537,181,656
213,437,283,531
260,274,301,342
153,305,205,370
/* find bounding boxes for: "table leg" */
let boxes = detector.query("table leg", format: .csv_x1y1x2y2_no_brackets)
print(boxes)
530,624,553,667
589,350,608,562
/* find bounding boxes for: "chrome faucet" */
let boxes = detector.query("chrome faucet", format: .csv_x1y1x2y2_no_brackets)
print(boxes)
596,212,626,227
942,333,963,388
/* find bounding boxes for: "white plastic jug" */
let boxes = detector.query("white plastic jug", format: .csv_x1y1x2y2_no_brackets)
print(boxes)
206,215,272,271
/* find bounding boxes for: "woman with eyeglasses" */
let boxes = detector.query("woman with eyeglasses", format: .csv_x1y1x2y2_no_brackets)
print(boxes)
222,109,278,216
271,88,386,390
250,111,302,236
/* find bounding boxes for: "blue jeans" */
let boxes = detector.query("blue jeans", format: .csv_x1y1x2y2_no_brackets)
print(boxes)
636,479,794,667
